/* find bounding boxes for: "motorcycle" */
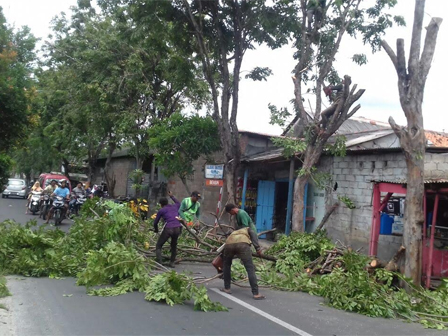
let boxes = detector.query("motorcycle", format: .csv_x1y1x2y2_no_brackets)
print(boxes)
52,196,66,226
40,194,52,220
28,191,42,215
73,194,87,216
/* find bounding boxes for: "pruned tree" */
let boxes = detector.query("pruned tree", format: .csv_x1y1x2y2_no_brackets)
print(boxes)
381,0,442,285
271,0,403,232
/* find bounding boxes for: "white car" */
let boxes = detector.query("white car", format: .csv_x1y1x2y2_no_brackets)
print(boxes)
2,179,27,199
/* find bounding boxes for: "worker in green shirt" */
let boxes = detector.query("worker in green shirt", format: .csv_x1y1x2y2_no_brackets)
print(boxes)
224,204,257,233
178,191,201,226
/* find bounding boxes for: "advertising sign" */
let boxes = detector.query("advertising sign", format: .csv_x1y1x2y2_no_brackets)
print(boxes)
205,164,224,179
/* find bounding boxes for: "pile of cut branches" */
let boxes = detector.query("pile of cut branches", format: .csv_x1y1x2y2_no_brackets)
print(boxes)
259,232,448,330
0,199,228,312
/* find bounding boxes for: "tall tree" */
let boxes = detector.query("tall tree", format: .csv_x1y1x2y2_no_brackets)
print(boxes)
0,7,37,152
271,0,403,232
381,0,442,285
172,0,289,203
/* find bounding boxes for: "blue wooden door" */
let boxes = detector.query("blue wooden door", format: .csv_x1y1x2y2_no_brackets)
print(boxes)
255,181,276,238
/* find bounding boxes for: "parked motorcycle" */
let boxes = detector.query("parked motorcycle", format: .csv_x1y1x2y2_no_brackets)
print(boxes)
28,191,42,215
52,196,66,226
40,194,52,220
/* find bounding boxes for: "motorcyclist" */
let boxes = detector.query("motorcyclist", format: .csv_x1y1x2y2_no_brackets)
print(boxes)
45,180,70,223
43,180,58,195
69,182,86,212
26,181,43,215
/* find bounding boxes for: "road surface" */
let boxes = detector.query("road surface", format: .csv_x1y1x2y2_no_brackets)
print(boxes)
0,197,444,336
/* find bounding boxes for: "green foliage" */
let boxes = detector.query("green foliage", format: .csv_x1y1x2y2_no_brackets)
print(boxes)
144,271,227,311
298,167,332,191
0,8,37,152
144,271,192,306
338,195,356,209
193,285,228,312
0,203,225,312
245,67,273,81
325,135,347,157
268,104,292,127
129,169,145,192
77,242,148,289
260,231,448,329
268,231,335,274
148,113,221,182
0,275,10,299
0,154,13,186
272,137,306,158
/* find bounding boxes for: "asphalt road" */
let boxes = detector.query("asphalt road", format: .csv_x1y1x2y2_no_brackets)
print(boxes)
0,197,445,336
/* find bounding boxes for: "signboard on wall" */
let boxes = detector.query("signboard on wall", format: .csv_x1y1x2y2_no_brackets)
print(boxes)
206,179,224,187
205,164,224,179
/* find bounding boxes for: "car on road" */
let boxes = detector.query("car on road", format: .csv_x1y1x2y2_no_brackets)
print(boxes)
2,178,28,199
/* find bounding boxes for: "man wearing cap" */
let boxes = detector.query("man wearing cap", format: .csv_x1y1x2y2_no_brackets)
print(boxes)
178,191,201,227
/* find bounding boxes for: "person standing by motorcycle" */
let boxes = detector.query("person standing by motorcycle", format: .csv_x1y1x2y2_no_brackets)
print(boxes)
45,180,70,223
69,182,85,213
26,181,43,214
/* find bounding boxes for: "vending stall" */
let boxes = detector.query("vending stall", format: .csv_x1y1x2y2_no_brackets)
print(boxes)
369,179,448,287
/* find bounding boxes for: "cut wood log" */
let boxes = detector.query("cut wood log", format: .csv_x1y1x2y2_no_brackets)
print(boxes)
257,228,277,237
385,245,406,272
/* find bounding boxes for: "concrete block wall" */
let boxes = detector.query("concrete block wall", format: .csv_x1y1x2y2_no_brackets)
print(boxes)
323,151,448,261
167,153,227,226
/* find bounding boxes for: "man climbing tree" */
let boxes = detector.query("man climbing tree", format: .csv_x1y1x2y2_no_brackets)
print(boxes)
270,0,404,232
381,0,442,285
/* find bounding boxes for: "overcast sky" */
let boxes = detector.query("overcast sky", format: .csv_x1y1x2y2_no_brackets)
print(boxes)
2,0,447,135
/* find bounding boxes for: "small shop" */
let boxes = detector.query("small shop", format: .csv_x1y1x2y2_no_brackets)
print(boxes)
369,179,448,287
238,150,328,238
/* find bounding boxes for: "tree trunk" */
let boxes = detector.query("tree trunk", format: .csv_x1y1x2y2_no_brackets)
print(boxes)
292,175,308,232
180,176,191,195
104,141,117,198
381,0,442,286
399,120,426,285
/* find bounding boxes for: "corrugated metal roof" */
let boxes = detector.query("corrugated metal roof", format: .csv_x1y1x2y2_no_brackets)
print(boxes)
371,178,448,185
336,117,391,134
345,130,395,148
243,148,286,162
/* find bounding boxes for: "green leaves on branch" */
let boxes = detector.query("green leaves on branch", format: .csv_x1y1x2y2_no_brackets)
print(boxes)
0,204,226,312
325,135,347,157
245,67,273,82
148,114,221,182
261,232,448,329
268,104,292,127
271,137,306,158
338,195,356,209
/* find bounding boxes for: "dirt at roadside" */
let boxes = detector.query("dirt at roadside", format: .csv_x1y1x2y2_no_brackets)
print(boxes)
0,295,13,336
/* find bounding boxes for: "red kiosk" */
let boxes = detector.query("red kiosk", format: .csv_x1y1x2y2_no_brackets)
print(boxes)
370,179,448,288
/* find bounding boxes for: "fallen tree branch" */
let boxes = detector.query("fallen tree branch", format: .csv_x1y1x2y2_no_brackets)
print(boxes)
315,203,339,231
257,228,277,237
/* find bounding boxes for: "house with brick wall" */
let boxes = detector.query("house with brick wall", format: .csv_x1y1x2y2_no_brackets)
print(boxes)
95,117,448,264
167,117,448,263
